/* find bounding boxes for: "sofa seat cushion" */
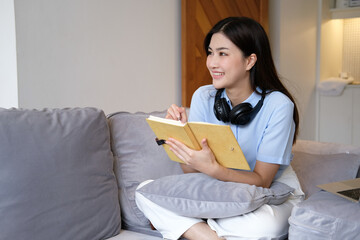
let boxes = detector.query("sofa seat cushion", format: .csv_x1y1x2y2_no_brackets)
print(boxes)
106,230,162,240
0,108,120,240
288,191,360,240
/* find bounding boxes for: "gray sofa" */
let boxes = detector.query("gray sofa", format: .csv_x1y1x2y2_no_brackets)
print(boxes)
0,107,359,240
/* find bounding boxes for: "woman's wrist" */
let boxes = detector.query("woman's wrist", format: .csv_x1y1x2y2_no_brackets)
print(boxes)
207,162,227,180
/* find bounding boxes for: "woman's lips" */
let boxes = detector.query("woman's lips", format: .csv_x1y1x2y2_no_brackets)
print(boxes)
211,71,224,80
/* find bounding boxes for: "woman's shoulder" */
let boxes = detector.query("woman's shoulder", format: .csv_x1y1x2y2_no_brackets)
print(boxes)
263,91,294,114
195,84,217,94
265,91,293,107
192,85,217,100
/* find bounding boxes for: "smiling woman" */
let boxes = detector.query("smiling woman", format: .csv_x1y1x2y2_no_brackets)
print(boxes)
136,17,304,240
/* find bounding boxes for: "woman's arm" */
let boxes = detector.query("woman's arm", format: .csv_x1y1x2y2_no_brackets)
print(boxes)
166,137,279,188
211,160,279,188
180,163,200,173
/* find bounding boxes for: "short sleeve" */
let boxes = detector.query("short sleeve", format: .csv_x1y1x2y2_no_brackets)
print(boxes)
257,100,295,165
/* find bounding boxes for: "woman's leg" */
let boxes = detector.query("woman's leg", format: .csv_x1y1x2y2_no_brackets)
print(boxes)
208,197,302,240
182,222,225,240
135,180,203,240
207,166,304,240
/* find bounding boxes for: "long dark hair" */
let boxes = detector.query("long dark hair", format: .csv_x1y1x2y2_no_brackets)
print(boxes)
204,17,299,143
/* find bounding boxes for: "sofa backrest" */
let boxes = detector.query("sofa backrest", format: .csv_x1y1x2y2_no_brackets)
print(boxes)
107,110,183,237
293,139,360,156
291,139,360,198
0,108,121,240
293,139,360,178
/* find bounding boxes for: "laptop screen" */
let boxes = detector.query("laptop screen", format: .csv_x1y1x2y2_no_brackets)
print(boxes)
337,188,360,201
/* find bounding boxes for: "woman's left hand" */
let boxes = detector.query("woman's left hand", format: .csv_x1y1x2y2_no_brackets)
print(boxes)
166,137,219,174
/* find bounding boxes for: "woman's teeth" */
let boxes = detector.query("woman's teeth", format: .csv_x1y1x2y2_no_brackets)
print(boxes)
213,72,224,76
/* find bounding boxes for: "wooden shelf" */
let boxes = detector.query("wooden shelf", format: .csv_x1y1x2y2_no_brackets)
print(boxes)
330,7,360,19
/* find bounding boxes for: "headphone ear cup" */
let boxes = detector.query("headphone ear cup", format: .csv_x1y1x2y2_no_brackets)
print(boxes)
214,98,231,122
229,103,253,125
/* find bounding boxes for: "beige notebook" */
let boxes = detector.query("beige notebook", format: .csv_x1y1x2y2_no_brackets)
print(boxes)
317,178,360,203
146,115,250,170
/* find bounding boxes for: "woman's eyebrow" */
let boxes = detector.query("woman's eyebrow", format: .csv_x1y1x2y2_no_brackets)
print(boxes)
208,46,229,51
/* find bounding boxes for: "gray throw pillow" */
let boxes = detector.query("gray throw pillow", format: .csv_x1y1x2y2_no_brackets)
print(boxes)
136,173,294,218
0,108,120,240
289,191,360,239
291,151,360,198
108,111,183,235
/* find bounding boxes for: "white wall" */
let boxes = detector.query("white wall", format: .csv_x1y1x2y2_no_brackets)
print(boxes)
4,0,324,141
269,0,319,141
0,0,18,108
319,0,343,83
14,0,181,114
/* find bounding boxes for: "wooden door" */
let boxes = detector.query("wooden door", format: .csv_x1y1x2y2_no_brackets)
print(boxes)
181,0,269,107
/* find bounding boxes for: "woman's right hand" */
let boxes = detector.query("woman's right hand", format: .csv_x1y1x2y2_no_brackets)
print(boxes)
166,104,187,123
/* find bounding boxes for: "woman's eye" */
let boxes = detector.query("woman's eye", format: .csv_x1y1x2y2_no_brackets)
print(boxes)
220,52,227,56
207,51,213,56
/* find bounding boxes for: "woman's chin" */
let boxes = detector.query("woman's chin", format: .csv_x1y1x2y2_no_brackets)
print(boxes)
212,80,225,89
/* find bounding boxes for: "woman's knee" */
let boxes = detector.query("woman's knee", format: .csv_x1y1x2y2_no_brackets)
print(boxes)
209,203,293,239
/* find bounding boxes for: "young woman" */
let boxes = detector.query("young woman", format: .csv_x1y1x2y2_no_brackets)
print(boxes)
136,17,304,240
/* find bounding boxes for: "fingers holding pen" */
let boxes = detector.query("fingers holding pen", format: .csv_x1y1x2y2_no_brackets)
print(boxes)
178,107,187,123
165,104,179,120
165,104,187,123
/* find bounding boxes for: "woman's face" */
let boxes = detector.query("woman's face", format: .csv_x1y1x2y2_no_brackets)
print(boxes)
206,33,251,90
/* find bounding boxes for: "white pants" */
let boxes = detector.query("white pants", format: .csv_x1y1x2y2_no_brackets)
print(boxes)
135,166,304,240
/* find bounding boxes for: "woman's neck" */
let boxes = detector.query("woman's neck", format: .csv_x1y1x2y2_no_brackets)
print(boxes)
225,84,253,107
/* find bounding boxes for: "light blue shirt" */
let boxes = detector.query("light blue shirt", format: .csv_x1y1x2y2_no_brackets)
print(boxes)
188,85,295,178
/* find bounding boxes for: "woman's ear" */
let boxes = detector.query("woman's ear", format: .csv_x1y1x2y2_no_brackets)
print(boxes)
246,53,257,71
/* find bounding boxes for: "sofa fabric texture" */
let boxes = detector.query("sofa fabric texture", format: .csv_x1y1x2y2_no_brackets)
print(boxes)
0,108,121,240
1,107,360,240
289,191,360,239
292,139,360,179
291,151,360,197
107,111,183,236
289,140,360,239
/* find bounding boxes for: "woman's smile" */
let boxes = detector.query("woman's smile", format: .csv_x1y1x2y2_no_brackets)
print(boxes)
211,71,225,79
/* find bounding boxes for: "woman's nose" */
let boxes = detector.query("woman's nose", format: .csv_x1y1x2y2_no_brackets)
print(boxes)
207,55,218,69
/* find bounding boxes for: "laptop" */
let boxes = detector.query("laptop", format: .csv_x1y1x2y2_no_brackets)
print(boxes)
317,178,360,203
